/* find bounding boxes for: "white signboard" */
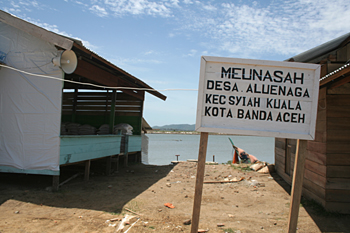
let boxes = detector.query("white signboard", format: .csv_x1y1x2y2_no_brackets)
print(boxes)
196,56,321,140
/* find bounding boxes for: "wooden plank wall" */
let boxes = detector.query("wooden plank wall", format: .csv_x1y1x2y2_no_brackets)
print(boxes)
275,138,294,184
62,91,142,117
59,135,122,165
275,87,328,207
274,138,287,180
275,42,350,213
302,87,328,206
325,83,350,213
128,135,142,153
62,91,143,133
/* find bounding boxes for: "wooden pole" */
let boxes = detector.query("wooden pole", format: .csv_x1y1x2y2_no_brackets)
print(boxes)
106,156,112,175
52,175,59,191
287,139,307,233
109,90,116,134
84,160,91,182
190,132,209,233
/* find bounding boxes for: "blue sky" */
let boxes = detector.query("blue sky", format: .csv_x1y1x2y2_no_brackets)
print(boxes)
1,0,350,126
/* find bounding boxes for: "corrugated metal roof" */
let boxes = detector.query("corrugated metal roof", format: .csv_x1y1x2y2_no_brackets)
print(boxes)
286,32,350,63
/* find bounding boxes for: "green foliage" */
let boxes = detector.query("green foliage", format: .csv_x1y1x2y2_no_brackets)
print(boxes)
224,160,232,165
231,163,252,172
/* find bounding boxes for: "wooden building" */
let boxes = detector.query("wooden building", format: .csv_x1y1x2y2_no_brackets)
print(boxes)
0,10,166,187
275,32,350,214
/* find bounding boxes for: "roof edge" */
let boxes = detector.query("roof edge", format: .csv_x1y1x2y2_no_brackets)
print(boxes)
73,42,167,101
286,32,350,63
0,10,74,50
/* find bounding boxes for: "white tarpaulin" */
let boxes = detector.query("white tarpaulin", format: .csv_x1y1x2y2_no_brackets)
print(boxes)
0,22,63,173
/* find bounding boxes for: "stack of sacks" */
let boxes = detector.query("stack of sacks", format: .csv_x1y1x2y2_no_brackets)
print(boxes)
78,124,97,135
114,123,133,135
97,124,110,134
61,123,67,135
65,123,80,135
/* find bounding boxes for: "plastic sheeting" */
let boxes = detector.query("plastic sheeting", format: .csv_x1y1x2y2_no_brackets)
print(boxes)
0,22,63,172
141,134,149,165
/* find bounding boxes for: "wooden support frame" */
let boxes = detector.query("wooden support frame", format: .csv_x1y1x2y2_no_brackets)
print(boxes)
191,132,209,233
52,175,59,191
109,90,116,134
106,156,112,175
71,89,78,123
84,160,91,181
124,135,129,167
287,139,307,233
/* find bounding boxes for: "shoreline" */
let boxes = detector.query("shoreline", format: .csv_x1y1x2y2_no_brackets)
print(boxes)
146,130,243,136
146,130,200,135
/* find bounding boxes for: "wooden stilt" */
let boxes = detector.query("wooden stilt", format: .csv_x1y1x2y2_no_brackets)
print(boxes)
84,160,91,182
124,135,129,167
190,132,209,233
106,156,112,175
287,139,307,233
116,155,120,172
52,175,59,191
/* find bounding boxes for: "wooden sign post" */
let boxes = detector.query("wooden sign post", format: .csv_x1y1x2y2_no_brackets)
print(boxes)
190,132,208,233
192,56,320,232
287,139,307,233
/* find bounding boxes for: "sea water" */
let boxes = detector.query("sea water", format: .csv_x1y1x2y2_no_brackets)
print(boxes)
143,134,275,165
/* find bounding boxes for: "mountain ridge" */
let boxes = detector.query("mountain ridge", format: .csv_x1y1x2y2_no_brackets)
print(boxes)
152,124,195,131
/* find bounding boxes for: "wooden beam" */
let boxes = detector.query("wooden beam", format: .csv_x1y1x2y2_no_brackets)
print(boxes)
84,160,91,182
320,66,350,87
106,156,112,176
328,74,350,89
52,175,60,191
124,135,129,167
191,132,209,233
109,90,116,134
71,89,78,122
287,139,307,233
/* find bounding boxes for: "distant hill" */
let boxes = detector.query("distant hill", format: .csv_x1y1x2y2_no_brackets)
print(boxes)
153,124,195,131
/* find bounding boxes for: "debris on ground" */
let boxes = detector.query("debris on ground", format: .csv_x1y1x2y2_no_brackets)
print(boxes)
1,162,347,233
115,214,137,232
249,163,275,173
164,203,175,208
183,219,191,225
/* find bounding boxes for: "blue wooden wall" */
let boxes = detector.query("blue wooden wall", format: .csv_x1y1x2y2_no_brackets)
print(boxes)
59,135,142,165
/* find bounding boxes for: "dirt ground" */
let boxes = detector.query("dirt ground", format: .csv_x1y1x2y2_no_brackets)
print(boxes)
0,161,349,233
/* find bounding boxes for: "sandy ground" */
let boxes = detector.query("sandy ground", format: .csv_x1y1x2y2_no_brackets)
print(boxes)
0,161,349,233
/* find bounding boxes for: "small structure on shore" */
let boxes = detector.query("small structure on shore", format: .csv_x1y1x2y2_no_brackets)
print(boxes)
0,10,166,189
